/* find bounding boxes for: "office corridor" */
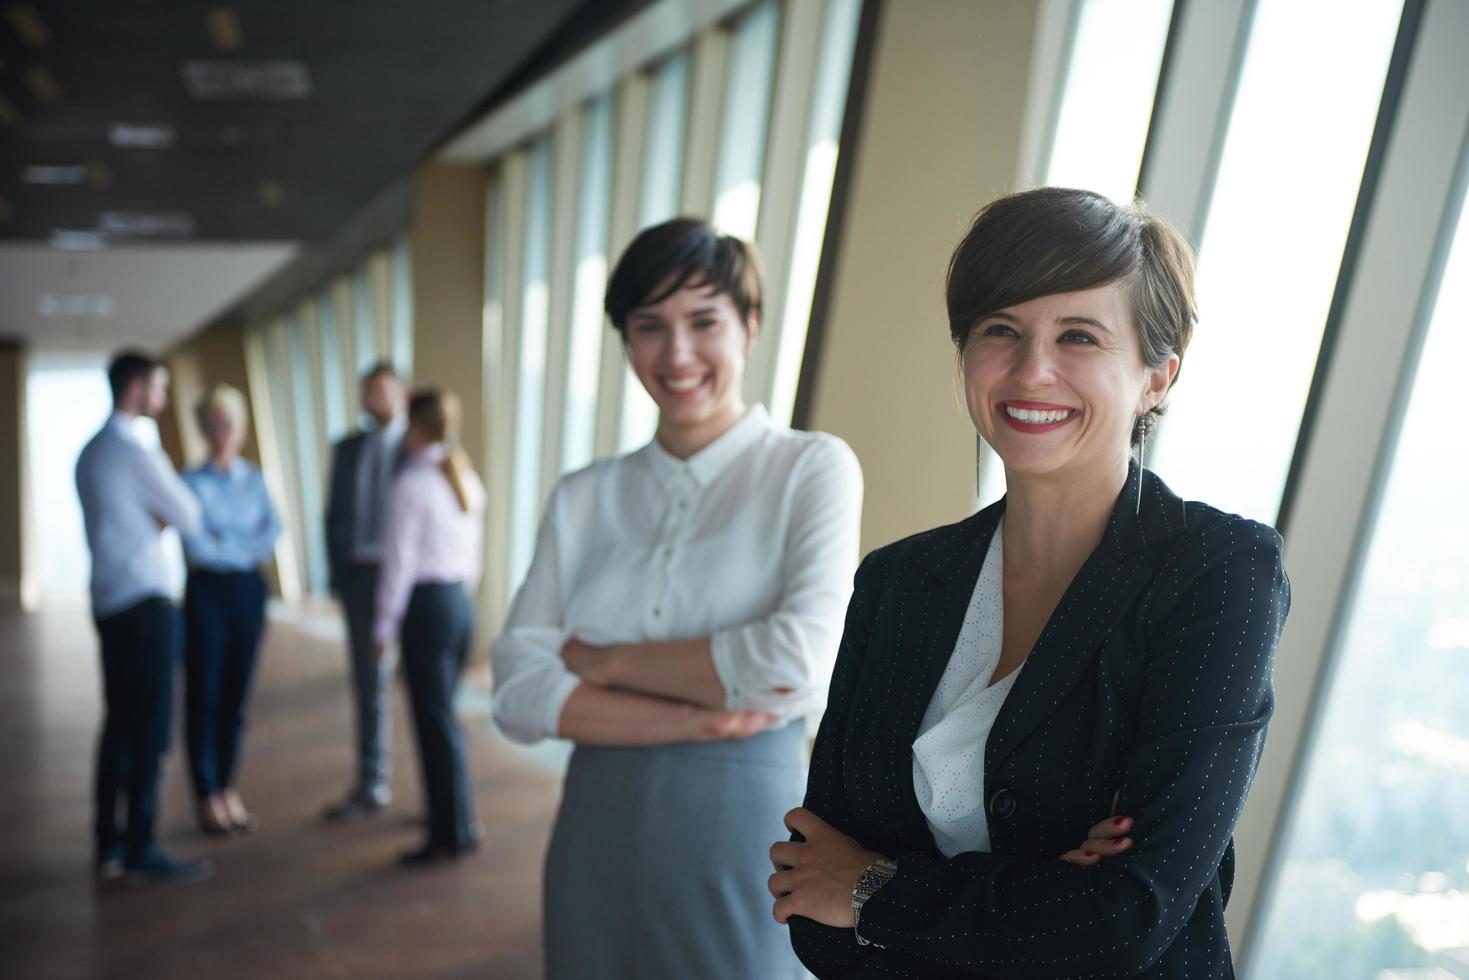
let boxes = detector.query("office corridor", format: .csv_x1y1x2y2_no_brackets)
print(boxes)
0,599,563,979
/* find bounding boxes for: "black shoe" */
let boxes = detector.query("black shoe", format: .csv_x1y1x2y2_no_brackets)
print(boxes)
94,843,125,881
398,838,477,866
124,847,215,885
322,788,389,823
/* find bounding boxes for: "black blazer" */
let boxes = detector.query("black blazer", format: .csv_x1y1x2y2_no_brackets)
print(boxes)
791,463,1290,979
324,431,368,594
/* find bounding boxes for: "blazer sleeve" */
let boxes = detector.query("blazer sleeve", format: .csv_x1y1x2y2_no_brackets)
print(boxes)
844,519,1290,978
789,548,891,976
325,437,354,594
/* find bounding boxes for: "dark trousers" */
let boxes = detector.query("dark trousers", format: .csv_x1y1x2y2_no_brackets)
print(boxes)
401,582,476,849
94,597,179,861
340,563,393,794
184,569,267,799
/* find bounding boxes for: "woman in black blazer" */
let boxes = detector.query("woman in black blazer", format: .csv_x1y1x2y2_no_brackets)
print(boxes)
769,187,1290,978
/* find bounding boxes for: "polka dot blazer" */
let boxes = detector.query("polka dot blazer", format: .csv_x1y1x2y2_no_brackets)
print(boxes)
790,463,1291,978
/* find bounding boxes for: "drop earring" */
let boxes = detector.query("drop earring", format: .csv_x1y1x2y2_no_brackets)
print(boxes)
1135,415,1146,515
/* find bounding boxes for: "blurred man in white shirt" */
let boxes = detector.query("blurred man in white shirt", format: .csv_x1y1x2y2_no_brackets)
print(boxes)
76,350,213,884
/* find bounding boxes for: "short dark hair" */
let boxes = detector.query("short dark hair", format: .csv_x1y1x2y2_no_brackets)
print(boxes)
946,187,1196,445
107,350,159,405
604,218,764,335
361,360,398,385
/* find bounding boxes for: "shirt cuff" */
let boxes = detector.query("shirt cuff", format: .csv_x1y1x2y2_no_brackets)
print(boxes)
540,669,581,740
710,629,819,717
709,630,744,710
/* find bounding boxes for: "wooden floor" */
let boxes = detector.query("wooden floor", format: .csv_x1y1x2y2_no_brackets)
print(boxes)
0,596,569,980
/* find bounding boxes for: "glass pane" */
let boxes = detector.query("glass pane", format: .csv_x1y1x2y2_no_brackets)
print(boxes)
391,238,414,378
710,0,780,240
509,137,554,590
1247,188,1469,977
1045,0,1174,204
26,354,112,595
638,53,689,229
318,291,348,440
562,94,614,475
1148,0,1404,525
287,314,328,593
769,0,862,426
264,318,307,587
620,52,691,453
353,266,378,378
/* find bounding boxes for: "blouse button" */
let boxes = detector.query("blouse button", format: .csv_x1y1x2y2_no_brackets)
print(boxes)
652,607,661,618
988,788,1017,821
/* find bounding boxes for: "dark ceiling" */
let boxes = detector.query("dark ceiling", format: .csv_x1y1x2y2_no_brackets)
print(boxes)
0,0,597,243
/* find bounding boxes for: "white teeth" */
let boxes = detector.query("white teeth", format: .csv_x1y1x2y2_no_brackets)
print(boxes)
1005,405,1074,424
664,376,704,392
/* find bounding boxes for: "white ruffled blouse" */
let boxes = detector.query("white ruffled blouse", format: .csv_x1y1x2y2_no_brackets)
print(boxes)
912,517,1022,858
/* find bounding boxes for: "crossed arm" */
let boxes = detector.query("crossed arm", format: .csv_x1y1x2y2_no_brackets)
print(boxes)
490,440,862,749
488,489,775,749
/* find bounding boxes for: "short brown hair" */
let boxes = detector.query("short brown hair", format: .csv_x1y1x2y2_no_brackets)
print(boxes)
604,218,764,335
947,187,1196,444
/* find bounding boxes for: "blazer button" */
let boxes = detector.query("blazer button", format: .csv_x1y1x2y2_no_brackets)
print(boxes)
989,788,1017,821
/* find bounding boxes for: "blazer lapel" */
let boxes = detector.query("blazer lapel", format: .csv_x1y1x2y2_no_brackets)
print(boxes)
985,462,1185,770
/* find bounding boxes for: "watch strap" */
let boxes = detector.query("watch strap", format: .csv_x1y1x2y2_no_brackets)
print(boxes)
852,857,897,947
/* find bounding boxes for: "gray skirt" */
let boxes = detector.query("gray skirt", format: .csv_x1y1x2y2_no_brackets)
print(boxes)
544,721,810,980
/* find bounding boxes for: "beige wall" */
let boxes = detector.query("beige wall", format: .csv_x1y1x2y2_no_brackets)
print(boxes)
409,163,487,474
802,0,1045,554
0,343,29,607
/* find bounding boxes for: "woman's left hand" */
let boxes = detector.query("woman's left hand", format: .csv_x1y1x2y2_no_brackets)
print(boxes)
768,807,885,928
561,637,614,685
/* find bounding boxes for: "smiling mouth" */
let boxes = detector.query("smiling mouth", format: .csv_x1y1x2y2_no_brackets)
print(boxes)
998,401,1079,431
662,374,707,394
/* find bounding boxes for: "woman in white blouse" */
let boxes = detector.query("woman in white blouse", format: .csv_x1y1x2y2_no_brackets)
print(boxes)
374,388,486,865
490,218,863,979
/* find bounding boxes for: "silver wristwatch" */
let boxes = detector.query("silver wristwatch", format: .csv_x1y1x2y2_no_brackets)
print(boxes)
852,857,897,947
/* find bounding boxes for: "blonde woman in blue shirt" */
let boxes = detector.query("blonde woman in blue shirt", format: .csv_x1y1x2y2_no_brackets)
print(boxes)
180,383,280,837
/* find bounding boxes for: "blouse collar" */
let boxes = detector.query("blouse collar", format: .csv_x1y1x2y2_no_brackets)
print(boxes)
642,404,772,488
406,441,450,467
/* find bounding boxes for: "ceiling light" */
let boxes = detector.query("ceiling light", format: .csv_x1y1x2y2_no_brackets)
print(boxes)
22,164,86,184
99,211,196,238
38,294,116,319
205,7,243,51
4,5,50,47
21,66,61,104
182,60,311,100
109,122,176,148
49,229,107,250
85,160,112,188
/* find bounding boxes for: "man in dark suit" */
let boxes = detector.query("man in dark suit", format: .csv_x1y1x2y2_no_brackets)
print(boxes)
322,361,406,820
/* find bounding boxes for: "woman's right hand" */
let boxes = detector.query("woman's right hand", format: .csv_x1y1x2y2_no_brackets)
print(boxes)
695,708,778,742
1059,811,1134,865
